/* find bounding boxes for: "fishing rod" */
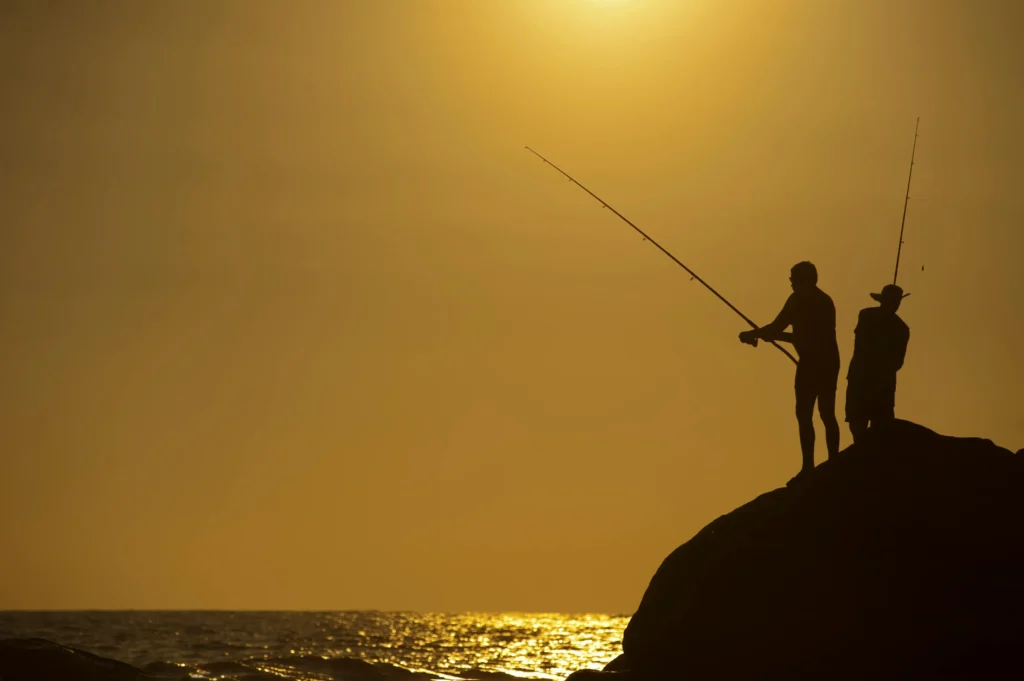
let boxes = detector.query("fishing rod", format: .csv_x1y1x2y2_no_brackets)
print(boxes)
893,118,920,286
525,146,798,365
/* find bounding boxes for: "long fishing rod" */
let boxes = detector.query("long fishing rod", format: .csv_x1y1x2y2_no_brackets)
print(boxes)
893,117,920,286
525,146,798,365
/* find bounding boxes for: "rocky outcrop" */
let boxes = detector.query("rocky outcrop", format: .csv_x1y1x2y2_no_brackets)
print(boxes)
0,638,185,681
584,421,1024,680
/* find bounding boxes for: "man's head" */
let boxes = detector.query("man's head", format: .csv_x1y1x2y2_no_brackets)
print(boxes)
789,261,818,292
870,284,909,313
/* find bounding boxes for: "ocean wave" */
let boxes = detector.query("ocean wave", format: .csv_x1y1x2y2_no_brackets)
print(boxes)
224,655,428,680
0,639,536,681
207,655,530,681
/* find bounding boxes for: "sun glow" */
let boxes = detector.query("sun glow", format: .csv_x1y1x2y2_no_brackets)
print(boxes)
531,0,660,36
536,0,704,38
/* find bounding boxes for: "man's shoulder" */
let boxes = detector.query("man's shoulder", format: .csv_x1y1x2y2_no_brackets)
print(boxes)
859,307,909,332
855,306,880,329
816,287,836,306
780,291,800,312
859,306,879,319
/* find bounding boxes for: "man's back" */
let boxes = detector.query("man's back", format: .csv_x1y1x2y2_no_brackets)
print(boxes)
782,287,840,366
848,307,910,380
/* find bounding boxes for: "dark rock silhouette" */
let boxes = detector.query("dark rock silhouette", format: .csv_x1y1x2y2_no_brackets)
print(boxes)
0,638,186,681
574,420,1024,681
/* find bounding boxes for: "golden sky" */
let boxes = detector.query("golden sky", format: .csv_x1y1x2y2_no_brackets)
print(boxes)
2,0,1021,612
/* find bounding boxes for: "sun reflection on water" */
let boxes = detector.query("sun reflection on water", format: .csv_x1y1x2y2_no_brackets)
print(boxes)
0,611,629,681
326,612,627,681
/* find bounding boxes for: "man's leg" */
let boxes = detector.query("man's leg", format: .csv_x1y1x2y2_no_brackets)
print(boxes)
817,381,840,459
795,371,816,473
845,377,868,446
869,383,898,436
849,420,869,444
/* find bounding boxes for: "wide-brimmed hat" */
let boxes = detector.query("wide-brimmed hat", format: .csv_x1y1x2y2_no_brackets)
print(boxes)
870,284,910,303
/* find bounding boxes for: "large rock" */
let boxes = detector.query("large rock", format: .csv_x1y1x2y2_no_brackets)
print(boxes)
599,421,1024,680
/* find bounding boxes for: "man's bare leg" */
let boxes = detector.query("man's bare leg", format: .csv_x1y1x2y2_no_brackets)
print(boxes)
796,396,816,473
818,387,840,459
849,420,868,445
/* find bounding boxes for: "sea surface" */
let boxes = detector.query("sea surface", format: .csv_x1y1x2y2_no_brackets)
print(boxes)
0,611,627,681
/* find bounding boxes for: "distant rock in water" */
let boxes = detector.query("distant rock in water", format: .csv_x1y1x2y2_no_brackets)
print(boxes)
0,636,446,681
0,638,184,681
577,420,1024,681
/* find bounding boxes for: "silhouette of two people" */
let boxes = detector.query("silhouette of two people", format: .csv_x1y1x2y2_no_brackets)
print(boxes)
739,264,912,479
739,262,840,481
845,284,910,444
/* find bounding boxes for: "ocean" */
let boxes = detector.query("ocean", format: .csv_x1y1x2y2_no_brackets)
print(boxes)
0,611,627,681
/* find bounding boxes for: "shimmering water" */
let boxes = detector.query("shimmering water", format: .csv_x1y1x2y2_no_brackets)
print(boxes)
0,611,628,681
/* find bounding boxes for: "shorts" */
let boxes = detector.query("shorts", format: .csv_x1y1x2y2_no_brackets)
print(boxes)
795,361,839,412
845,376,896,423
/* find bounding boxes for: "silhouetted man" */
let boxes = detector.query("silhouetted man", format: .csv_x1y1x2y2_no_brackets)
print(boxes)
845,284,910,444
739,262,841,479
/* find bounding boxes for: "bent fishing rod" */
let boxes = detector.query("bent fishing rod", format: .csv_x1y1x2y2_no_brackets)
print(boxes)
525,146,798,365
893,117,920,286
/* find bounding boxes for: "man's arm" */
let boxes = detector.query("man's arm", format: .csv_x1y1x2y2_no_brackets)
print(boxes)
755,298,794,341
894,325,910,371
764,330,794,343
740,297,793,345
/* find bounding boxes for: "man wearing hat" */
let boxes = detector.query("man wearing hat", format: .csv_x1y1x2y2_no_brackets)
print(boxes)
845,284,911,443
